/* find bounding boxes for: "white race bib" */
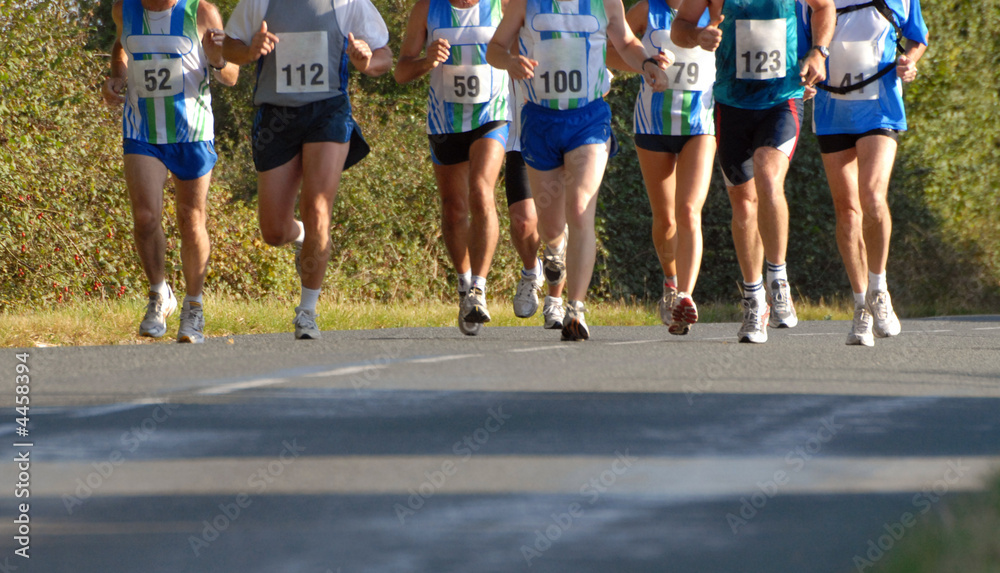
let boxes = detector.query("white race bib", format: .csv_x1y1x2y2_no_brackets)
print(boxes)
533,37,588,99
275,32,329,94
828,40,881,101
650,29,715,92
735,19,786,81
130,57,183,98
442,64,493,104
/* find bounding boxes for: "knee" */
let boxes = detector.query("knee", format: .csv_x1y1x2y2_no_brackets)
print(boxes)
861,194,890,223
131,207,160,236
259,219,287,246
675,203,700,232
510,213,534,239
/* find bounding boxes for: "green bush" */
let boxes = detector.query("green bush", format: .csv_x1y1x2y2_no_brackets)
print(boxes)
2,0,997,314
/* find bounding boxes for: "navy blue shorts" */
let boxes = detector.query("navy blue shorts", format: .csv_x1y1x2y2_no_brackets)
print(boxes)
634,134,698,155
716,99,803,187
816,128,899,154
428,121,509,166
521,99,618,171
252,95,370,173
123,139,217,181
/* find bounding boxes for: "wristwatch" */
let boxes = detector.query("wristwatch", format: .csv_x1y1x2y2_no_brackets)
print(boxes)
812,45,829,59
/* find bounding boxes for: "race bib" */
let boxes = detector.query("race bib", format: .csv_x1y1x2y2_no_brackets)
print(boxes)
442,64,493,104
829,40,881,101
533,37,588,99
130,58,184,98
735,19,786,81
650,29,715,91
275,32,328,94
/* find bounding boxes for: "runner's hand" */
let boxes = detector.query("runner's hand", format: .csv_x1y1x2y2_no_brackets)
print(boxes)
896,54,917,82
697,14,724,52
249,20,278,61
427,38,450,67
102,76,126,106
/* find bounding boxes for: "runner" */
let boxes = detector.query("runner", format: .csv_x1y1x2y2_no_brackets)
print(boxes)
487,0,671,341
395,0,508,336
672,0,835,343
102,0,238,343
803,0,927,346
222,0,392,339
505,77,567,330
607,0,717,335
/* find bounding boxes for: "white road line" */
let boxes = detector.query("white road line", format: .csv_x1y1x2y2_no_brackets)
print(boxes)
304,365,388,378
972,326,1000,331
198,377,288,395
508,345,572,353
407,354,483,364
607,340,662,346
789,332,842,337
19,455,1000,498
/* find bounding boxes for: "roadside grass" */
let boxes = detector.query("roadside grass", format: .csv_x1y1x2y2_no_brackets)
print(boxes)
1,296,853,348
863,471,1000,573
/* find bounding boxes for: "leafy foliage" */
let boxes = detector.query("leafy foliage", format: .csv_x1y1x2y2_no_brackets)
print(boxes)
1,0,997,314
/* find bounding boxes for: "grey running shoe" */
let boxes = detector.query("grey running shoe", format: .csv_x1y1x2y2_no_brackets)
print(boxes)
669,292,698,336
846,305,875,347
543,295,565,329
457,291,481,336
461,287,491,324
176,301,205,343
139,288,177,338
658,283,678,326
738,293,770,344
293,306,320,340
542,227,567,286
766,278,798,328
513,265,544,318
866,289,901,338
561,300,590,341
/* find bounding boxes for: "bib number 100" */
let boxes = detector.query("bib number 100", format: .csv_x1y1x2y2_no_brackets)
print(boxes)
539,69,582,94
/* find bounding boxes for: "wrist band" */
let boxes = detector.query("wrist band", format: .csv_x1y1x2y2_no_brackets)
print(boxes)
641,57,658,69
210,60,226,71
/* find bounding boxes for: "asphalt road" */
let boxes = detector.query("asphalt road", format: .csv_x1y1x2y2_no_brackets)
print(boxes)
2,316,999,572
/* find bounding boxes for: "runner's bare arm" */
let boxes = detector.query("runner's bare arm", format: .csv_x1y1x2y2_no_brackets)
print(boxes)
671,0,722,51
199,2,239,85
102,1,127,105
222,20,279,65
606,0,648,73
394,0,448,84
486,0,537,80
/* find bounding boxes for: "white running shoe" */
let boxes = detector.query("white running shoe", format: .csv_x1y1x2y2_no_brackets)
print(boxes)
461,287,491,324
669,292,698,336
457,291,481,336
293,306,320,340
658,283,678,326
738,292,770,344
866,289,901,338
139,288,177,338
846,305,875,347
176,301,205,344
543,295,565,329
513,264,544,318
561,300,589,341
766,279,798,328
542,227,567,286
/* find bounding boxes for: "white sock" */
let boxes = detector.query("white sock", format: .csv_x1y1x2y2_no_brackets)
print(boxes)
150,281,170,299
868,271,887,293
766,260,787,284
457,271,472,294
471,275,486,293
664,275,677,289
743,277,766,300
184,293,203,306
299,286,321,312
294,220,305,244
854,292,866,308
523,260,542,278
